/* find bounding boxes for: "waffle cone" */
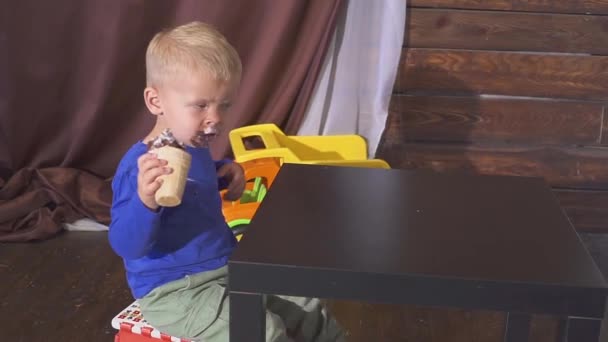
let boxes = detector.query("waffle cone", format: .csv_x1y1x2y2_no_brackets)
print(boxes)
154,146,191,207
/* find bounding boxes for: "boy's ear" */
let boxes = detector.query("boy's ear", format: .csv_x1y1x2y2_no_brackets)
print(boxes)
144,87,163,115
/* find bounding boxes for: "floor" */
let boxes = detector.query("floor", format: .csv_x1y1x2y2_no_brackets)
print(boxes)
0,231,132,341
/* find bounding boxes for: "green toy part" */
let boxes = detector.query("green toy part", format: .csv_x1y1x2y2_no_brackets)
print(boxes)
228,218,251,228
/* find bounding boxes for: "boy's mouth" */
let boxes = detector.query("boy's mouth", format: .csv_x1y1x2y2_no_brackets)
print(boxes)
191,126,219,147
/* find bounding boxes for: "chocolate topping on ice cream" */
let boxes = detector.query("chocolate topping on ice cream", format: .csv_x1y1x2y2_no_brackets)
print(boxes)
148,129,186,150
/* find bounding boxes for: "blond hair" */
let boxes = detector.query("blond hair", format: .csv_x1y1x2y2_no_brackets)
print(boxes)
146,21,242,86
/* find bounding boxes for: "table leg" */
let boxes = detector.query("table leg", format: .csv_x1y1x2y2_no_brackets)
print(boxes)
557,317,602,342
503,312,531,342
230,291,265,342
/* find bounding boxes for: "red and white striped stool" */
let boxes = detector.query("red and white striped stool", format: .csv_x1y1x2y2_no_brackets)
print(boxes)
112,301,193,342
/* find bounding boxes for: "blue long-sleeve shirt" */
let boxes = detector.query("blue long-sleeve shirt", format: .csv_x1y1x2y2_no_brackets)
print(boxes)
109,142,237,298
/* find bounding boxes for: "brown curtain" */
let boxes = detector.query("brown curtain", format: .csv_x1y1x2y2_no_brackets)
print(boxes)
0,0,343,242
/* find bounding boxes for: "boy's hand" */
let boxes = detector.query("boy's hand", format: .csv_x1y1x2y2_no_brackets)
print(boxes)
137,152,172,210
217,162,245,201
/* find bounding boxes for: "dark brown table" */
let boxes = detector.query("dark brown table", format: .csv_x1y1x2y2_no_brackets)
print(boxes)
229,164,608,342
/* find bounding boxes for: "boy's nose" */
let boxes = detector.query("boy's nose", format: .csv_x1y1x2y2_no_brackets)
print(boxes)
204,118,216,127
203,109,221,128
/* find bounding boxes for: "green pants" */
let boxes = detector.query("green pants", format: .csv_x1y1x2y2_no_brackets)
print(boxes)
138,266,345,341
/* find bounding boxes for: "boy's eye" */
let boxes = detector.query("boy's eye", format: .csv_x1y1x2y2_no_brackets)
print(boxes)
197,103,209,110
219,103,232,111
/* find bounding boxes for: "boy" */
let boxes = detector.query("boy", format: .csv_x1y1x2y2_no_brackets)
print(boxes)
109,21,344,341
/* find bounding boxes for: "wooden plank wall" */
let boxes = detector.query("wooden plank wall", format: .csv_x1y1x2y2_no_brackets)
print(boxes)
377,0,608,233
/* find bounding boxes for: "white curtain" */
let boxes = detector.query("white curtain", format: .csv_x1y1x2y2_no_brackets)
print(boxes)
297,0,406,158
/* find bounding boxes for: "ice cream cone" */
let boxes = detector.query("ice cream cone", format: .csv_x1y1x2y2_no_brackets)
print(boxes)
154,146,191,207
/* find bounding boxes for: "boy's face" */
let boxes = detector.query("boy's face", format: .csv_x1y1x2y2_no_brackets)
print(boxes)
146,70,238,147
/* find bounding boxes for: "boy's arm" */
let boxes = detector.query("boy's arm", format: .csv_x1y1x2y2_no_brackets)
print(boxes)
108,169,162,260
